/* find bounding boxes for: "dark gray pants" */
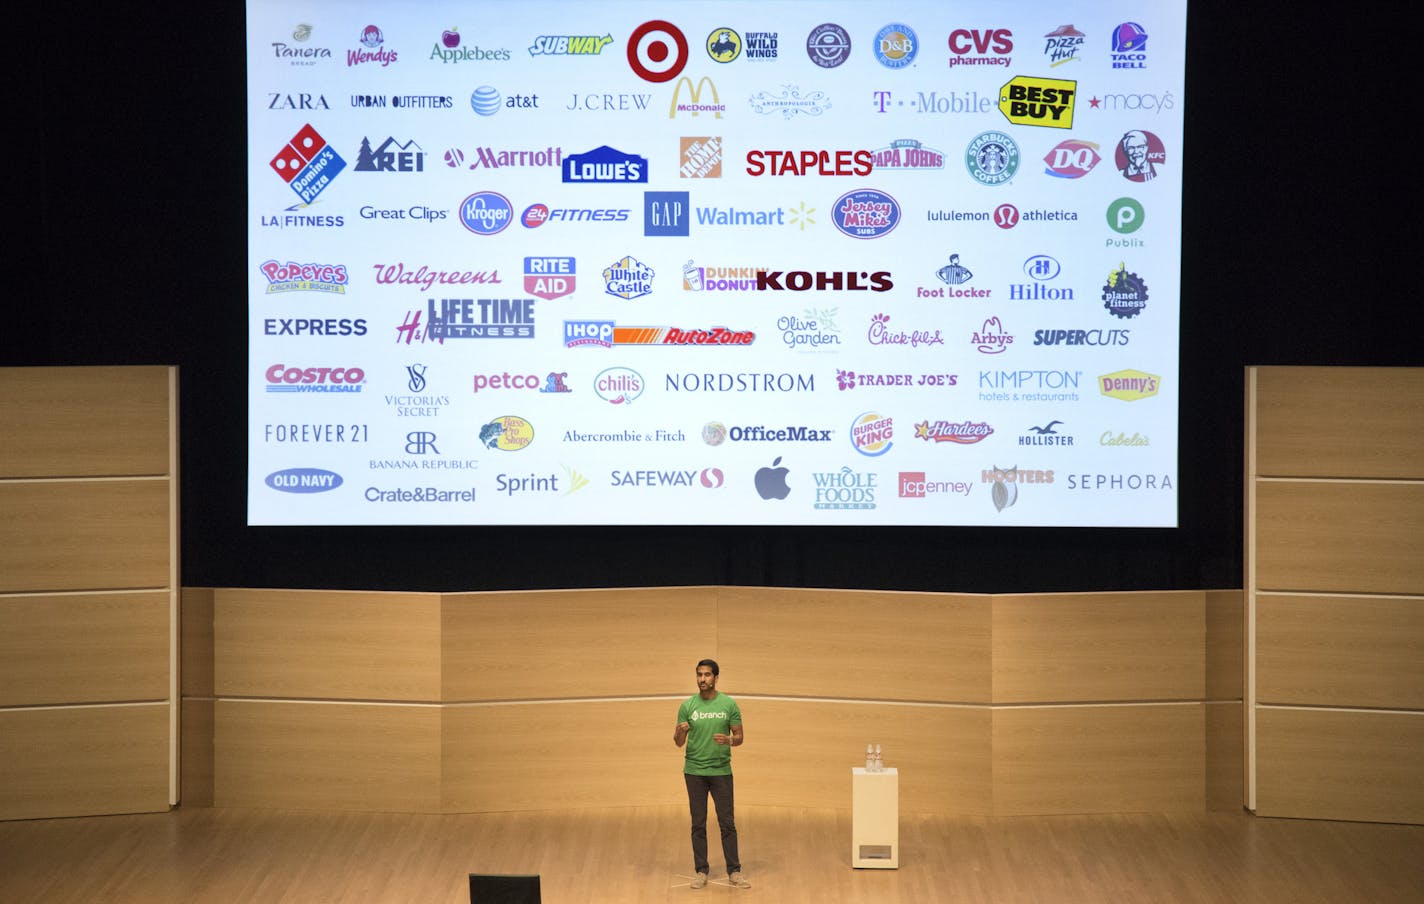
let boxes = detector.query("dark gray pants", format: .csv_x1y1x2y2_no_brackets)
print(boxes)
684,773,740,875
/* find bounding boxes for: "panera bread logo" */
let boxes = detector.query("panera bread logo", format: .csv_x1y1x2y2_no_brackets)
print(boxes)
1098,369,1160,401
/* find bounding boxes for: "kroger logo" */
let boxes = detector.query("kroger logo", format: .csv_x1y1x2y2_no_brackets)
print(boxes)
459,191,513,235
831,189,899,239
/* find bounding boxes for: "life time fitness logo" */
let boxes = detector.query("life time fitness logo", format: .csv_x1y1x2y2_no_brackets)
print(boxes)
270,125,346,203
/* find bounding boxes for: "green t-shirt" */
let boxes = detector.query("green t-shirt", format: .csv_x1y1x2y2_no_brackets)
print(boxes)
678,692,742,776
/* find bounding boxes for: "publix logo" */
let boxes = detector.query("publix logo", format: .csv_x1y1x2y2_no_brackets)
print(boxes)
266,468,343,493
832,189,899,239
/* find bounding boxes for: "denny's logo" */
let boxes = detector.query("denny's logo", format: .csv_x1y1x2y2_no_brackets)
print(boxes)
1098,369,1160,401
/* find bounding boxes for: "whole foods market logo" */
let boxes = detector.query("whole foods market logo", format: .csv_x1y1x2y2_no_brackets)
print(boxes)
603,255,655,299
479,415,534,450
1098,369,1160,401
998,75,1076,128
812,467,877,510
966,131,1019,185
459,191,513,235
874,23,918,68
850,411,893,456
270,124,346,203
832,189,899,239
1102,263,1148,318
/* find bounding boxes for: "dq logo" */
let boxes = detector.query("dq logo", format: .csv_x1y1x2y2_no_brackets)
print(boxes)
670,75,725,118
627,20,688,82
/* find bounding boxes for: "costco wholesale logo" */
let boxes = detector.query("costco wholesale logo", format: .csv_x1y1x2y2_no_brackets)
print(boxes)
264,364,365,393
915,420,993,444
1098,369,1161,401
524,257,575,300
832,189,900,239
260,260,348,293
1044,139,1101,178
998,75,1076,128
270,125,346,202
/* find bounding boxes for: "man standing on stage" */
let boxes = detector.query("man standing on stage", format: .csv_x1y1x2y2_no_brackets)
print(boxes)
674,659,750,889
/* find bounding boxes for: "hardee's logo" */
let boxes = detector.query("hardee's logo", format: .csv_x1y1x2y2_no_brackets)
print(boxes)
998,75,1076,128
669,76,725,119
1098,369,1160,401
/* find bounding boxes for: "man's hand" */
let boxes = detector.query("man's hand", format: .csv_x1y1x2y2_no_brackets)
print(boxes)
673,721,691,746
712,732,731,745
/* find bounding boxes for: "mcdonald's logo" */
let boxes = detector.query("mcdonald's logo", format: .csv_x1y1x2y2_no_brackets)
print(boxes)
669,76,727,119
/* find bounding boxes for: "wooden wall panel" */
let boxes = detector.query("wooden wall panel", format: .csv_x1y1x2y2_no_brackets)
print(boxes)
0,705,170,820
0,366,171,478
1256,708,1424,824
1255,482,1424,595
181,588,214,698
442,588,716,701
1254,367,1424,479
993,705,1204,815
214,701,439,811
0,592,169,706
0,480,171,592
718,588,990,703
214,589,440,701
992,592,1204,703
1206,590,1243,701
735,700,991,816
1257,595,1424,709
1206,702,1243,811
180,699,214,807
443,700,680,812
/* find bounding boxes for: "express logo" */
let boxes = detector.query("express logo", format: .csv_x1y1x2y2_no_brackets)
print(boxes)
1044,139,1101,178
874,23,918,68
806,23,851,68
850,412,893,456
707,28,742,62
998,75,1076,128
915,420,993,444
1116,131,1166,182
269,124,346,203
680,137,723,177
832,189,899,239
459,192,513,235
1102,263,1149,318
594,367,644,404
627,20,688,82
603,255,655,299
260,260,348,294
965,131,1019,185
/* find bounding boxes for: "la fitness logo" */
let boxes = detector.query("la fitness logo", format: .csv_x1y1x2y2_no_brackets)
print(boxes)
259,260,347,294
628,20,688,82
270,125,346,203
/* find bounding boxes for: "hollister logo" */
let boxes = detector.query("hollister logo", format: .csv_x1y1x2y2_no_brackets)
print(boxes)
524,256,576,300
1098,369,1160,401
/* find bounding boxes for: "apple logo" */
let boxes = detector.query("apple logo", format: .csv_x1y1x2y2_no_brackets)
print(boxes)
442,27,460,49
754,457,791,500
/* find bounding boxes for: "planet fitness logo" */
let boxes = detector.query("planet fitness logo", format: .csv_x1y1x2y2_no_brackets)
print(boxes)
627,20,688,82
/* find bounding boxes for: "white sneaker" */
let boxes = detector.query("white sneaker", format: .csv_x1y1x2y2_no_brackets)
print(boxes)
729,871,751,888
690,872,708,889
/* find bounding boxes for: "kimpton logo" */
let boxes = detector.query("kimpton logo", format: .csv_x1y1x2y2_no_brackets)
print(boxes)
1098,369,1160,401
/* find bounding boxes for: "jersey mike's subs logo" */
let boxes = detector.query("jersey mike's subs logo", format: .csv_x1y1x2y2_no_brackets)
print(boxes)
831,189,899,239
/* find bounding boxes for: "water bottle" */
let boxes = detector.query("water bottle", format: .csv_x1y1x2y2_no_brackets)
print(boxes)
865,744,874,770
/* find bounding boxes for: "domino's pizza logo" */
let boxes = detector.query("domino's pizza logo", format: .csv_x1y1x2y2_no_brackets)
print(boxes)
270,124,346,203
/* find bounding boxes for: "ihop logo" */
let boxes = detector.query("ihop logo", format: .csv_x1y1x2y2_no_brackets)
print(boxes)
831,189,900,239
459,191,513,235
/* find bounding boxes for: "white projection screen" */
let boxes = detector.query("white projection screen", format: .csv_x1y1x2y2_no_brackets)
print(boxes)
248,1,1186,526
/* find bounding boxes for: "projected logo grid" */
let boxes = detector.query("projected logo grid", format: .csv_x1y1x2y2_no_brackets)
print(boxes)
248,1,1186,526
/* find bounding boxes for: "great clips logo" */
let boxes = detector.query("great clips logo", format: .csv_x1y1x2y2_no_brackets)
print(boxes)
270,125,346,203
259,260,348,294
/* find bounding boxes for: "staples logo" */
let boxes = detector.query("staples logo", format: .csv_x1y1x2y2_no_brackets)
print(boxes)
746,149,871,177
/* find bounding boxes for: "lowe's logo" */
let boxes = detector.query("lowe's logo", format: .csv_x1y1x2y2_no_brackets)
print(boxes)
266,468,344,493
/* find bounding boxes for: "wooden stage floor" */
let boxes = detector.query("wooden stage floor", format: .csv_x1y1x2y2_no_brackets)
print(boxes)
2,804,1421,903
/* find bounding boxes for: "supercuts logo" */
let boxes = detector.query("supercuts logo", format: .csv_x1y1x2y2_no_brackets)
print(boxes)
265,364,365,393
832,189,899,239
746,150,871,177
756,270,892,292
260,260,348,293
564,145,648,183
270,125,346,203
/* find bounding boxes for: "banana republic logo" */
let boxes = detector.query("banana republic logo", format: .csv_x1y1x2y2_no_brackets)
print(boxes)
670,76,725,119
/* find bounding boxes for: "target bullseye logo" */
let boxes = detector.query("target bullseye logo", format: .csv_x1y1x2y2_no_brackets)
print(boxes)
627,20,688,82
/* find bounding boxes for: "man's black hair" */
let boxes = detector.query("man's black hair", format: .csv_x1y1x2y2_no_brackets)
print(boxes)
697,658,719,676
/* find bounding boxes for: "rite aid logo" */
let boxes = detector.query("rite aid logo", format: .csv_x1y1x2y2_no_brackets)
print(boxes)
459,192,513,235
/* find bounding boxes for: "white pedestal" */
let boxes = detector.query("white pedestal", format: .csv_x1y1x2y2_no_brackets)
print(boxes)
851,766,899,868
